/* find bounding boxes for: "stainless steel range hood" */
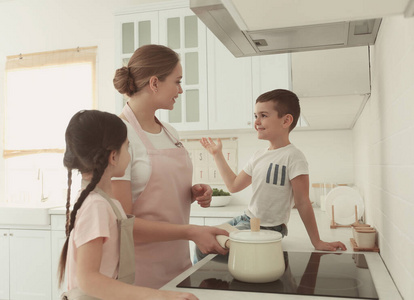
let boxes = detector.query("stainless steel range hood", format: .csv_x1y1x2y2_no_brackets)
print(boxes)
190,0,412,57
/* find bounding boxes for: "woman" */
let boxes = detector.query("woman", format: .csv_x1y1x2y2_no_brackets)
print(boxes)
112,44,228,289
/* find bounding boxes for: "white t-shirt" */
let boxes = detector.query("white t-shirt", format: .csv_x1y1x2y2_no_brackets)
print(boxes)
243,144,309,226
112,120,180,202
66,191,127,290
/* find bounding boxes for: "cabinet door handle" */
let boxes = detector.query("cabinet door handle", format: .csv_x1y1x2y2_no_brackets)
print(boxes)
9,233,13,236
3,233,7,236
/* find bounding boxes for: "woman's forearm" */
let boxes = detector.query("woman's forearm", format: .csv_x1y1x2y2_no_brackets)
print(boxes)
132,218,229,255
132,217,193,242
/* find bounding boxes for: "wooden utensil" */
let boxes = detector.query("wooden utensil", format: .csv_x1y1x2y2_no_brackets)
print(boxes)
250,218,260,232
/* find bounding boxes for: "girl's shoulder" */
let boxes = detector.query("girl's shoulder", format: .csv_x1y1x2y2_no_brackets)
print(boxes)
80,191,126,218
77,191,113,217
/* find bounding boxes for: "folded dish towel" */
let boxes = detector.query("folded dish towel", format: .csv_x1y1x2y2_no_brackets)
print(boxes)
214,223,239,249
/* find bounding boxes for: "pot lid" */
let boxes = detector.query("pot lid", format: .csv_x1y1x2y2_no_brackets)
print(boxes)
230,230,282,243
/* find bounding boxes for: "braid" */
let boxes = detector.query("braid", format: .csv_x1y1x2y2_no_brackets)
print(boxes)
58,109,127,288
65,169,72,236
67,149,110,235
58,150,108,288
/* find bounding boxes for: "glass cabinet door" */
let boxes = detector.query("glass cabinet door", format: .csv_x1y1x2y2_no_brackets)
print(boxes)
158,8,207,131
115,12,159,113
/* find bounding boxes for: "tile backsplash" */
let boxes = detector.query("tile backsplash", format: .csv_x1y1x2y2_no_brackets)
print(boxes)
183,138,238,184
352,15,414,299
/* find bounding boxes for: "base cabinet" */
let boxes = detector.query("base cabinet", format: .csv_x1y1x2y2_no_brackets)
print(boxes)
0,230,9,299
51,215,67,300
0,229,51,300
51,230,67,300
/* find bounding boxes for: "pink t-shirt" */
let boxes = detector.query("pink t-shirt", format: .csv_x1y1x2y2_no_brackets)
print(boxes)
65,190,127,290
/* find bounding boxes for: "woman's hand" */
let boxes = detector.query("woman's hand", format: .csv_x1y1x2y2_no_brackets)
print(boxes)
191,184,212,207
190,225,229,255
200,137,222,156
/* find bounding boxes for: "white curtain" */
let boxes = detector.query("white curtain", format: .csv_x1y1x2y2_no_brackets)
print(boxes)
4,46,97,158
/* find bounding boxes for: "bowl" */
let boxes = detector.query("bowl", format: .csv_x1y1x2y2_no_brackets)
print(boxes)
210,195,232,207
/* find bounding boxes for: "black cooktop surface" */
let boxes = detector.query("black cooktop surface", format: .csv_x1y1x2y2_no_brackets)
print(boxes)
177,251,378,299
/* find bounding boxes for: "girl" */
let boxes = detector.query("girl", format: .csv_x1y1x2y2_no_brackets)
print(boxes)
58,110,197,300
112,44,228,289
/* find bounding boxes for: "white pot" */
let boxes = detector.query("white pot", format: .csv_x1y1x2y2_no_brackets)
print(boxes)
228,230,284,283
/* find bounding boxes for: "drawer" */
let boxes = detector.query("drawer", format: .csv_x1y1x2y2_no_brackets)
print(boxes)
204,217,233,226
190,217,204,226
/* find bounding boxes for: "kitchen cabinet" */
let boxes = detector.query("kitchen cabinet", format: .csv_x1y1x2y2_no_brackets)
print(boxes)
0,230,9,299
291,47,371,129
291,47,370,98
251,54,291,100
115,1,292,132
189,217,204,261
0,229,51,300
157,8,208,131
115,3,208,131
51,215,67,300
207,32,291,130
206,30,253,130
204,217,233,226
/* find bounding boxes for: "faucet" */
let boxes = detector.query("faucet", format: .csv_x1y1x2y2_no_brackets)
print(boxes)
38,168,48,202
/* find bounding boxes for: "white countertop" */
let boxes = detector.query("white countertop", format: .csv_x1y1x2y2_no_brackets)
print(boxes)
49,203,401,299
189,203,246,218
48,203,247,217
161,207,402,300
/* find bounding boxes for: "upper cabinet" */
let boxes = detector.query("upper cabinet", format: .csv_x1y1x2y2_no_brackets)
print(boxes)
115,4,208,131
115,1,291,132
291,46,371,130
157,8,208,131
291,47,370,98
206,30,253,130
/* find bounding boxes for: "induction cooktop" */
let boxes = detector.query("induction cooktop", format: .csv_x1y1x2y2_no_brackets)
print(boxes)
177,251,378,299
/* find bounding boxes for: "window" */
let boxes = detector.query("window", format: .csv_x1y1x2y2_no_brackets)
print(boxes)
3,47,97,203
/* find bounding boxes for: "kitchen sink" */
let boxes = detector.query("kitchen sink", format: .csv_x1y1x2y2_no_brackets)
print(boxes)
0,202,63,226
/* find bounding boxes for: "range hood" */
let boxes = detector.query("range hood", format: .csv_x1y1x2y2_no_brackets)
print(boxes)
190,0,413,57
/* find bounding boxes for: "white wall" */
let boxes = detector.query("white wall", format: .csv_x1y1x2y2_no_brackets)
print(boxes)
0,0,355,207
0,0,164,199
182,129,354,206
353,15,414,299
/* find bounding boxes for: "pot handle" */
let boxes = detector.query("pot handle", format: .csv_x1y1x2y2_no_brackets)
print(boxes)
214,223,239,249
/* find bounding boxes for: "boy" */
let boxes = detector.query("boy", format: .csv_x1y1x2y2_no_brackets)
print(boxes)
198,89,346,259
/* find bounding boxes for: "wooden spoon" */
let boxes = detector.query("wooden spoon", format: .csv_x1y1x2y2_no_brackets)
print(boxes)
250,218,260,232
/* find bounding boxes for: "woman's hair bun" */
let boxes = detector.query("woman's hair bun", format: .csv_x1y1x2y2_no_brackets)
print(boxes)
113,66,136,97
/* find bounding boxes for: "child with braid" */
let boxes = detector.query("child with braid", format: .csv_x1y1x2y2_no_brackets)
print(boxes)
58,110,197,300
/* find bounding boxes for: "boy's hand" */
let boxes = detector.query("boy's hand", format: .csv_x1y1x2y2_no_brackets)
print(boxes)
200,137,222,156
314,240,347,251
